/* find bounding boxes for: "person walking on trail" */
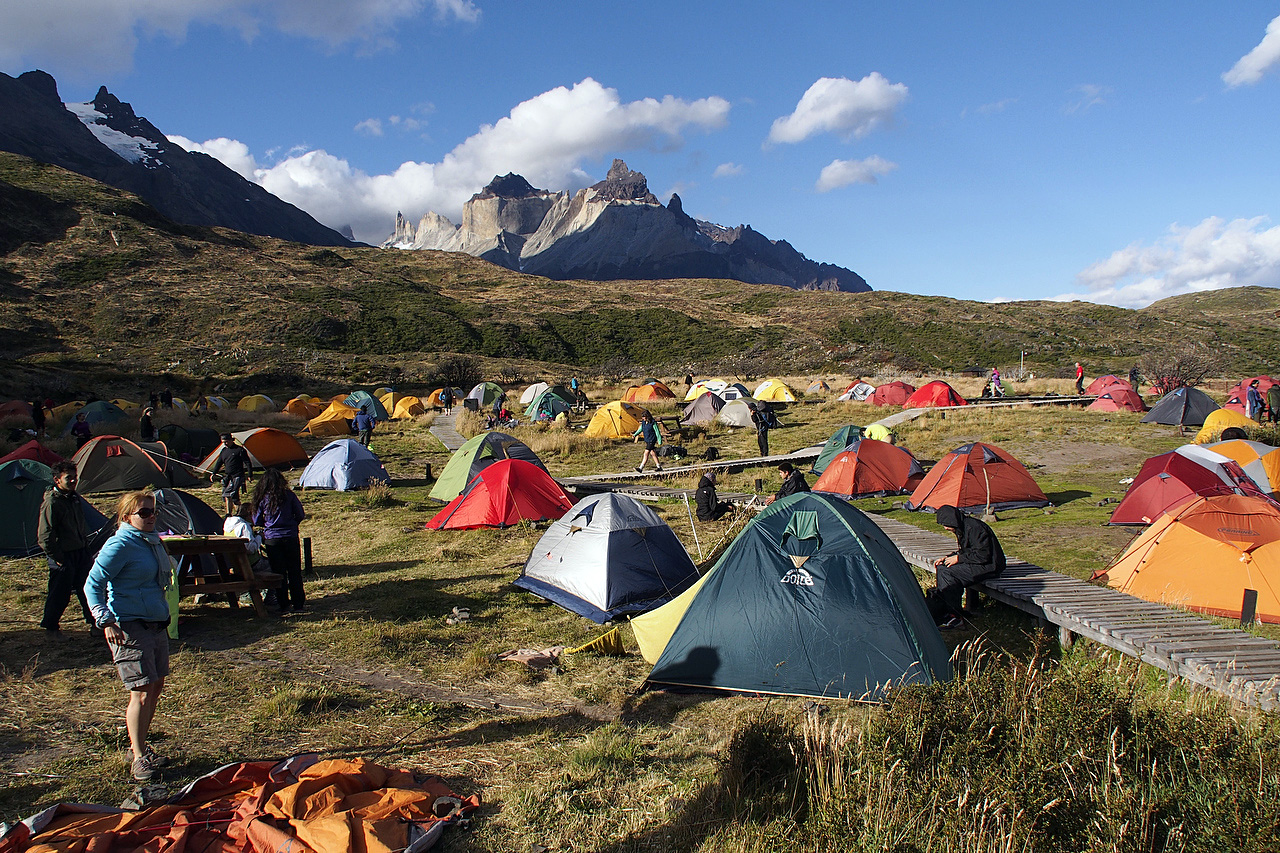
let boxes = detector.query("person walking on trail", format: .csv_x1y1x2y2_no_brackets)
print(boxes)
929,505,1006,630
70,412,93,449
990,367,1004,398
1247,380,1266,422
765,461,809,504
634,412,664,473
208,433,254,516
251,469,307,616
695,469,732,521
354,405,377,448
139,406,156,442
84,489,173,782
440,386,453,415
750,404,770,457
1074,363,1085,395
38,461,95,634
1128,365,1141,389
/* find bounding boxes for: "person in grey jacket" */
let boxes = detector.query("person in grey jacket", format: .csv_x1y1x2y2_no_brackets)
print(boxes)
37,461,94,633
84,489,173,782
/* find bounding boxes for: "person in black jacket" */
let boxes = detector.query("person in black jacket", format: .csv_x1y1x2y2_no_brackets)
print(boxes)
695,470,732,521
37,461,94,633
750,404,770,456
931,504,1006,628
209,433,254,515
139,406,156,442
765,462,809,504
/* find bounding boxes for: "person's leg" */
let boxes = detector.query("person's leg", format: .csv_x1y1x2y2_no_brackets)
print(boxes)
71,550,94,625
40,560,73,631
285,538,305,610
264,539,292,611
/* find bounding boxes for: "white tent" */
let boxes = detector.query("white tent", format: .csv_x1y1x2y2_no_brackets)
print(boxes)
520,382,550,405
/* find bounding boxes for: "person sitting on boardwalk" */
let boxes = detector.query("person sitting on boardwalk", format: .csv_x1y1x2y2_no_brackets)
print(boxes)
695,469,732,521
765,461,809,504
930,505,1006,629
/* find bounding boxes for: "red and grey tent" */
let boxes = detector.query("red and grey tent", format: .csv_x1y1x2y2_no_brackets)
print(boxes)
869,381,916,407
811,439,925,499
1085,375,1133,396
906,442,1048,514
1224,376,1279,414
902,381,967,409
426,459,574,530
0,439,64,466
1089,388,1147,413
1109,445,1270,525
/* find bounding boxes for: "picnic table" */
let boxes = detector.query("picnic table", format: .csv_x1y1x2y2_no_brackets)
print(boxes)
162,535,282,618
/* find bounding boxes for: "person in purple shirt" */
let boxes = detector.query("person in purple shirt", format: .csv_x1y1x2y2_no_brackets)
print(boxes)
250,469,307,615
70,412,92,449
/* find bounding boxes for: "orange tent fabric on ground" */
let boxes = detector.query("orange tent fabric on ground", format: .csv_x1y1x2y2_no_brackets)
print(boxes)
811,439,925,499
906,442,1049,513
902,381,967,408
1096,494,1280,623
869,381,916,406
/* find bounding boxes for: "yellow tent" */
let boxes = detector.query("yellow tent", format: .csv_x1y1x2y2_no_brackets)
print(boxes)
683,379,728,402
753,379,797,402
373,387,394,398
237,394,278,413
111,398,140,410
52,401,86,420
584,401,649,439
392,396,427,419
632,571,715,663
300,401,358,436
206,395,230,409
1194,408,1256,443
171,398,189,412
1096,493,1280,623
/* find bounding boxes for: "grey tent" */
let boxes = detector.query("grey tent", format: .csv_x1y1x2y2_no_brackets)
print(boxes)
681,391,725,425
516,493,699,622
1140,386,1220,426
717,398,770,428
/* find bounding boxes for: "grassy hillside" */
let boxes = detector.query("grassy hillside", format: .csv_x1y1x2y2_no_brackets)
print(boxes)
2,151,1277,398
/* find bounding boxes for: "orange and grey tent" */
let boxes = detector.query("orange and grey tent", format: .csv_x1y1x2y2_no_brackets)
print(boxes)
1095,494,1280,623
812,439,925,499
197,428,308,472
426,459,574,530
902,380,967,409
906,442,1049,514
424,387,464,408
622,382,676,403
1108,445,1268,525
74,436,173,493
1085,375,1133,396
1207,440,1280,494
807,380,831,394
1089,388,1147,412
300,401,358,437
869,381,916,407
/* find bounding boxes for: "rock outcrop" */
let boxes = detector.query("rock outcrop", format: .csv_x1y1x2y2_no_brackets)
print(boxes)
385,159,869,292
0,70,351,247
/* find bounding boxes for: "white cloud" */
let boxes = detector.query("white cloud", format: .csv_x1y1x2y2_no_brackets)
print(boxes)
1223,14,1280,87
767,73,908,145
0,0,478,77
713,162,744,178
168,134,259,180
961,98,1016,118
1063,84,1111,115
1053,216,1280,308
354,118,384,137
815,156,897,192
176,78,730,244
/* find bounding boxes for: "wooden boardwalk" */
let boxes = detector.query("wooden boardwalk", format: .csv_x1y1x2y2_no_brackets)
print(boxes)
867,513,1280,711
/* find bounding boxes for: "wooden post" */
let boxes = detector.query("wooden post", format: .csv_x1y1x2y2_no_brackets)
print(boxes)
754,478,763,494
1242,589,1258,627
303,537,314,577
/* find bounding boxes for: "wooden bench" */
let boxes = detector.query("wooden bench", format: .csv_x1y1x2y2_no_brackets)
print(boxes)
163,535,283,619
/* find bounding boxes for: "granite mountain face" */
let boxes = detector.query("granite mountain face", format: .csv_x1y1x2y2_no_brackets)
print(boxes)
0,70,352,247
385,160,871,292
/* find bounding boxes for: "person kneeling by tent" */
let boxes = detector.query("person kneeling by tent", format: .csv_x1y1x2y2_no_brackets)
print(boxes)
929,505,1005,629
764,461,809,505
695,470,732,521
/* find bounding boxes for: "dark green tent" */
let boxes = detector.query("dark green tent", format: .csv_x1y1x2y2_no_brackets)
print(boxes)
811,424,863,474
0,460,109,556
429,432,546,501
158,424,221,459
644,492,951,700
343,391,390,421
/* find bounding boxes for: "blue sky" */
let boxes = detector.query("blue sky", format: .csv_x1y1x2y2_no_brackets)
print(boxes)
3,2,1279,307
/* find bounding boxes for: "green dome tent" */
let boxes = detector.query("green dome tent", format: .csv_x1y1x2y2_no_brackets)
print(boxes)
60,401,128,435
634,492,950,700
525,387,574,422
343,390,390,422
465,382,505,407
0,460,109,556
429,432,546,501
811,424,864,474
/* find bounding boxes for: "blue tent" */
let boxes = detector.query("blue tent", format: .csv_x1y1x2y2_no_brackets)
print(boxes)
639,492,951,700
811,424,863,474
517,493,699,622
299,439,390,491
343,391,390,422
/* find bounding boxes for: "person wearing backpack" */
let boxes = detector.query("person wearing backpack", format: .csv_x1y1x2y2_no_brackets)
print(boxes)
633,413,663,473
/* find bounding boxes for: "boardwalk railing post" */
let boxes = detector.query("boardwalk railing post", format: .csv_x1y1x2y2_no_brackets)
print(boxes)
1242,589,1258,627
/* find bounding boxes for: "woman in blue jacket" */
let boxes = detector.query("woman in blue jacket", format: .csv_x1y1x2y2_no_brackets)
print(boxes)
251,469,307,615
84,489,172,782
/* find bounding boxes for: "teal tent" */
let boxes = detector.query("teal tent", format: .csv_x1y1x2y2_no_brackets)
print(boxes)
811,424,863,474
643,492,951,700
526,388,574,422
343,391,390,421
60,401,128,435
0,460,109,556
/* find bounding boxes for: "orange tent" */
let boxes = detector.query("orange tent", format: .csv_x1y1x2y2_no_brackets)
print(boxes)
301,401,358,437
1225,375,1279,414
392,395,427,419
622,382,676,403
906,441,1049,513
902,380,967,408
198,428,308,471
283,397,322,419
811,439,925,499
1095,494,1280,623
0,400,32,420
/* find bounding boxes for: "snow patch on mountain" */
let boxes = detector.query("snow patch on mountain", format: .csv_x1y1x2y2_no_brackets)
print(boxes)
65,101,161,167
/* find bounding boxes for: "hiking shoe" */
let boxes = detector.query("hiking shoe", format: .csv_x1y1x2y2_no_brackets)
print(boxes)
635,467,644,473
655,465,664,472
132,751,163,782
938,615,965,630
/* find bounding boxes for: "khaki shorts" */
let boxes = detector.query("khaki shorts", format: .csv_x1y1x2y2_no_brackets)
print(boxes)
110,621,170,689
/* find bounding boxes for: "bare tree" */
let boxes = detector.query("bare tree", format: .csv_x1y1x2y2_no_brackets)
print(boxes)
497,364,521,384
598,356,633,385
1137,342,1221,392
435,355,481,390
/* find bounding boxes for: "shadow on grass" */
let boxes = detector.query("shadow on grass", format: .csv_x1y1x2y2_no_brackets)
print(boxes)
1046,489,1092,505
0,627,114,678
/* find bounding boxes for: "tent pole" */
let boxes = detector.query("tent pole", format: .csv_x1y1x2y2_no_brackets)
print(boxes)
683,493,703,560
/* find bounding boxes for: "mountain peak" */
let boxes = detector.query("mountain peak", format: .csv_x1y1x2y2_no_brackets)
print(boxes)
590,158,658,204
17,70,59,101
477,172,544,200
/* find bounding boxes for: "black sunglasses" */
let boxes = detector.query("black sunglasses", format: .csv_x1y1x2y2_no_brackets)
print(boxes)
133,507,156,519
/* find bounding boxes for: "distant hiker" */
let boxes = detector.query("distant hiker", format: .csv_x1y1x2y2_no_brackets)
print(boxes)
765,461,809,505
684,373,693,389
251,469,307,615
159,388,173,409
37,461,94,633
354,405,376,448
1247,380,1265,422
30,399,46,437
440,386,454,415
929,505,1006,629
84,489,172,782
750,405,770,457
209,433,254,516
634,412,663,473
149,391,160,410
1268,384,1280,424
492,391,507,417
70,413,92,449
990,367,1004,398
139,406,156,442
695,469,732,521
1128,366,1141,389
192,394,209,417
1074,363,1085,395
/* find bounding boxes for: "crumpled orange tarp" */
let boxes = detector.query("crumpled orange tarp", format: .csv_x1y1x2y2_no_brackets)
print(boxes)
0,755,479,853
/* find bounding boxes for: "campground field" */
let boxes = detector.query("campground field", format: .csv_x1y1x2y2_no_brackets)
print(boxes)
3,379,1280,851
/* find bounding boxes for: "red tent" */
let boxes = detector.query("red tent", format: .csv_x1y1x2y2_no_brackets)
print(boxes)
868,381,916,407
906,442,1048,513
1088,388,1147,413
0,440,64,466
902,380,967,409
1225,376,1279,414
426,459,574,530
811,439,925,499
1109,445,1269,525
1085,375,1133,396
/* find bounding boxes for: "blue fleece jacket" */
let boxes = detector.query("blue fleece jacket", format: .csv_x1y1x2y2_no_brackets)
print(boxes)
84,524,171,626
